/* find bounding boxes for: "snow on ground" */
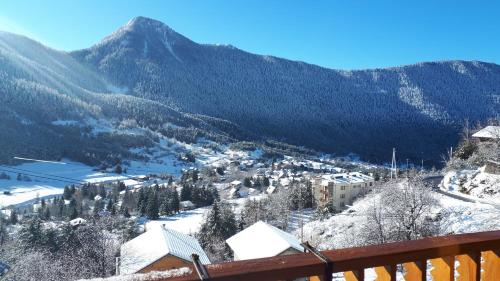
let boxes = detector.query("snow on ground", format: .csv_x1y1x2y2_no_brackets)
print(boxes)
0,158,175,207
144,194,268,235
144,207,210,235
299,190,500,251
441,166,500,203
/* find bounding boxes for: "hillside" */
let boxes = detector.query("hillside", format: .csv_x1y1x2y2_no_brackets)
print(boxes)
0,31,250,165
0,17,499,166
72,17,500,165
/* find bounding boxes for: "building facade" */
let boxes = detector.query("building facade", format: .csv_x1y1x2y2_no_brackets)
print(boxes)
312,172,374,211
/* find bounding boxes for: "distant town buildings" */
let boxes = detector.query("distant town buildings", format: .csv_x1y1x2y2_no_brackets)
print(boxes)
312,172,374,211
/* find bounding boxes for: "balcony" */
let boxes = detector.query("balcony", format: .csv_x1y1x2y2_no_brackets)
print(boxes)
163,230,500,281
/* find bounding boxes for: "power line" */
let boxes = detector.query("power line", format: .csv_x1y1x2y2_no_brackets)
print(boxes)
0,166,84,185
0,164,86,184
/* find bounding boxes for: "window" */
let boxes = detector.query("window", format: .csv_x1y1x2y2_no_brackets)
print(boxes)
340,201,345,207
340,194,345,198
341,186,346,190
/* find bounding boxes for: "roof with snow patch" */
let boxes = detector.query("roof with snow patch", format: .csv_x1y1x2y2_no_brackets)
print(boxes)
472,126,500,139
120,225,210,275
226,221,304,260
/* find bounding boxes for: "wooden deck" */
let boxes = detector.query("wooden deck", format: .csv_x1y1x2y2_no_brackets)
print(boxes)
159,230,500,281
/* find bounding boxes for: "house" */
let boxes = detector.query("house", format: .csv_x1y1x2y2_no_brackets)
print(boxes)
119,225,210,275
472,126,500,142
226,221,304,261
179,200,195,211
485,160,500,175
230,180,242,189
69,217,87,227
312,172,374,211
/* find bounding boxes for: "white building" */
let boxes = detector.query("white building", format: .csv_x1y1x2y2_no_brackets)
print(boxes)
472,126,500,141
119,225,209,275
313,172,374,211
226,221,304,261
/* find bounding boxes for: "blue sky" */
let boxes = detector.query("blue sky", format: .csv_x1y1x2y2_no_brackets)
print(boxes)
0,0,498,70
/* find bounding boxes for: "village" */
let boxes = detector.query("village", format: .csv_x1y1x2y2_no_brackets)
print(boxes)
0,124,498,280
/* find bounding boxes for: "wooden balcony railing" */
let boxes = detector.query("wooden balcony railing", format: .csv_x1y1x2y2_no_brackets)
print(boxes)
163,230,500,281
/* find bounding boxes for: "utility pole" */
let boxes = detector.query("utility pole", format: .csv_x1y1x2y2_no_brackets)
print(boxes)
390,148,397,180
406,158,409,178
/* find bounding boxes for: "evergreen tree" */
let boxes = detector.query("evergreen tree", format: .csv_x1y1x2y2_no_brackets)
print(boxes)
19,218,43,249
63,186,72,200
106,199,114,212
146,188,159,219
243,177,252,187
98,185,106,198
121,206,131,218
9,209,18,224
171,189,180,214
68,199,78,219
180,184,192,201
197,200,237,262
160,193,171,215
43,207,51,221
137,188,147,215
263,177,270,187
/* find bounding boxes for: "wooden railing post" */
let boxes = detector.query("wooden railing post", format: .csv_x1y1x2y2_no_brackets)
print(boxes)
343,269,364,281
403,260,426,281
456,252,480,281
430,256,454,281
374,264,396,281
481,250,500,281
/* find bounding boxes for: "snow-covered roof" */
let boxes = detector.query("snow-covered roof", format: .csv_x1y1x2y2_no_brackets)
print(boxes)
180,201,195,208
472,126,500,139
226,221,304,260
120,225,210,275
320,172,373,185
69,217,87,226
230,180,242,185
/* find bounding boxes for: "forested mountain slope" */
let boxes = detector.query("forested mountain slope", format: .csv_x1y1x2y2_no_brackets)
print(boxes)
72,17,500,165
1,17,499,166
0,31,247,165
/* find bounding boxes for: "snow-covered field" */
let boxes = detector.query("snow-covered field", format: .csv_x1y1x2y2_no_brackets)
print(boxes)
0,160,109,207
0,158,178,207
144,207,210,235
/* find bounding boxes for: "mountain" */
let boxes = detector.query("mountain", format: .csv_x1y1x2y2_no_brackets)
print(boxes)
70,17,500,165
0,30,248,165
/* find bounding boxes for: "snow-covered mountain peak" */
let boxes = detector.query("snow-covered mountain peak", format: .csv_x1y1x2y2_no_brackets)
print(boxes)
95,16,190,52
124,16,176,34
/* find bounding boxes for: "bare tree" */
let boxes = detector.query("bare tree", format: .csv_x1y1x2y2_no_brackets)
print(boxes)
361,174,440,245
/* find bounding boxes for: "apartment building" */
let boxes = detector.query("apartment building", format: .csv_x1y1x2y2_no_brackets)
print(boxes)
312,172,374,211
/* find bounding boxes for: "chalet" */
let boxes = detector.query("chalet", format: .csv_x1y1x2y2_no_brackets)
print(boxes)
472,126,500,142
179,200,195,211
229,180,242,189
226,221,304,261
312,172,374,211
119,225,210,275
69,217,87,227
